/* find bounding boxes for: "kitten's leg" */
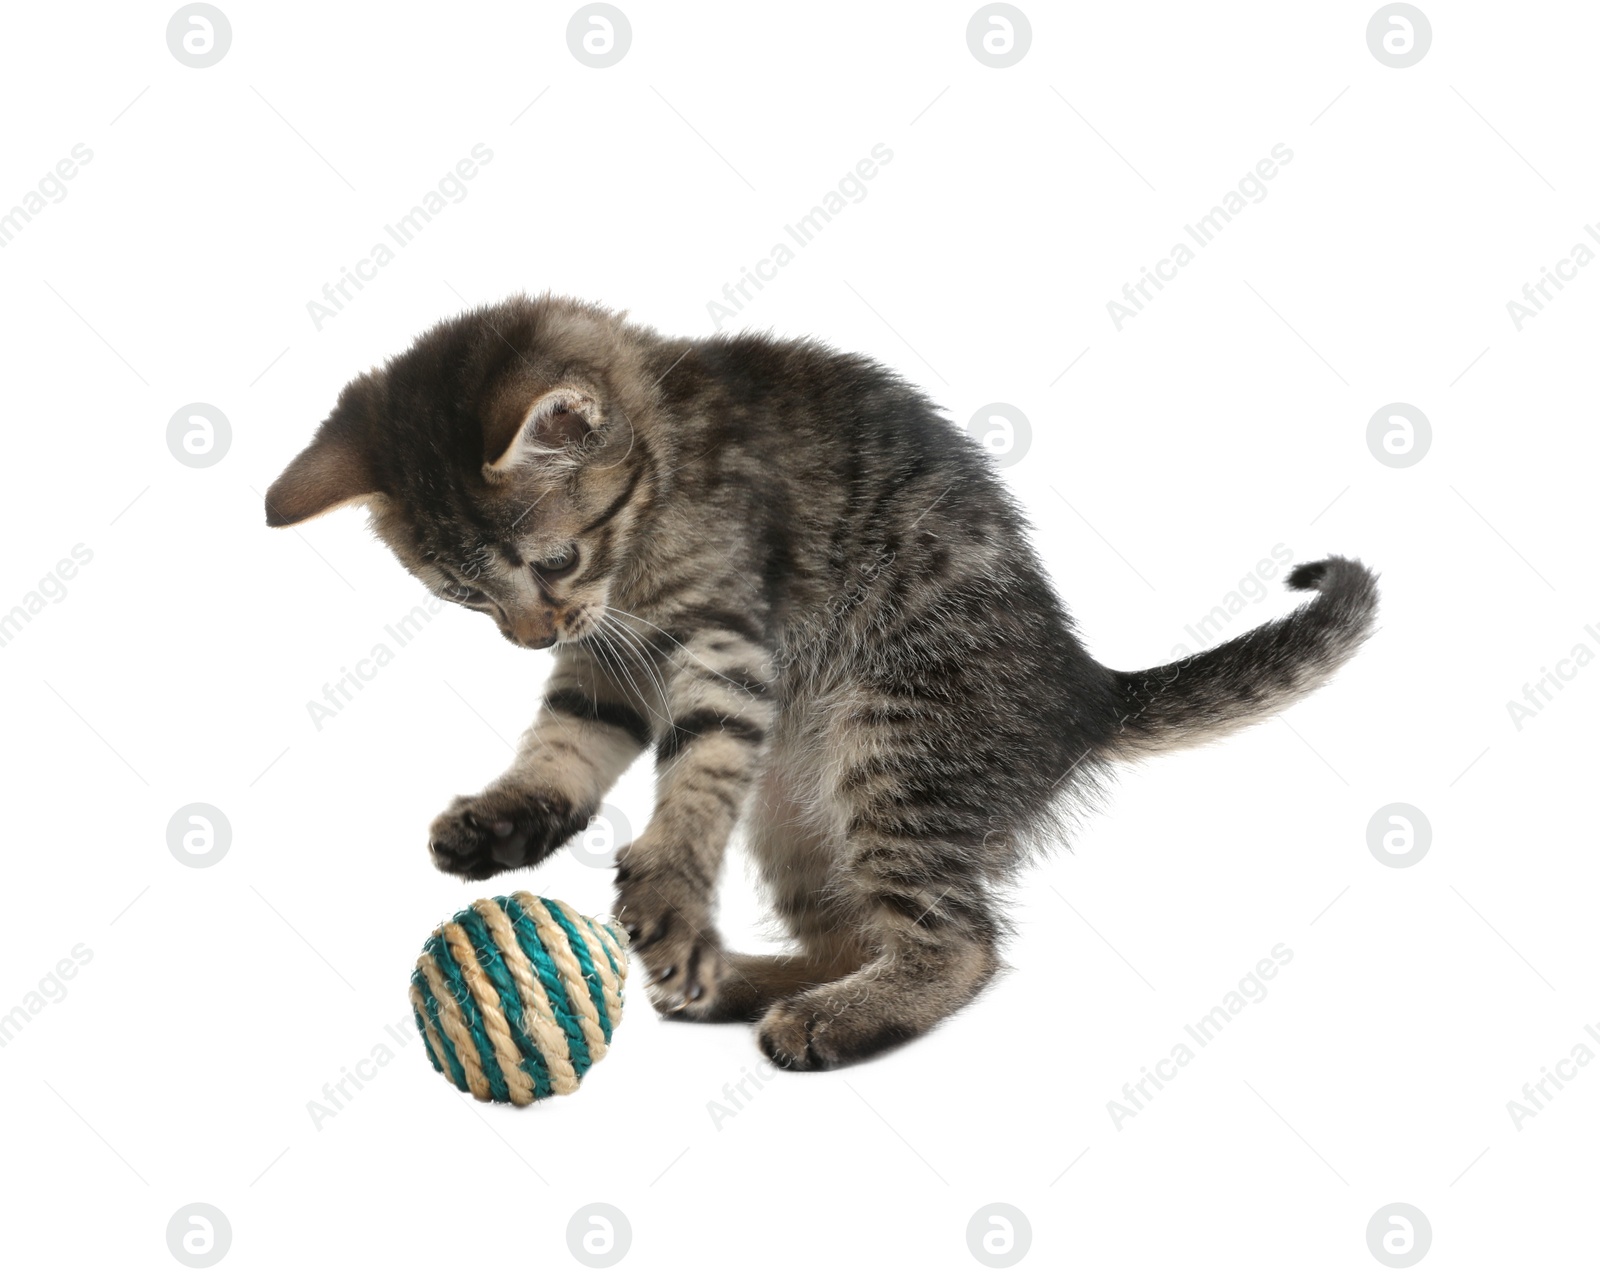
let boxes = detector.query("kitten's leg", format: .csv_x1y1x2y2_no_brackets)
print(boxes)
702,950,867,1022
615,625,775,1016
696,748,869,1022
753,732,1003,1068
755,861,1001,1070
428,646,650,879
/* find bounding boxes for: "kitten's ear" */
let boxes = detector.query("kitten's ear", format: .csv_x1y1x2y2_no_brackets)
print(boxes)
484,388,601,479
266,374,384,526
264,432,378,526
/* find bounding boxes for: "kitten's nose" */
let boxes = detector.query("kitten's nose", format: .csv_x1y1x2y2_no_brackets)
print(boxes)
510,612,558,649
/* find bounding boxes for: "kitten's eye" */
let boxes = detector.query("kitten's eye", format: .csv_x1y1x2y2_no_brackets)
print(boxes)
535,545,579,578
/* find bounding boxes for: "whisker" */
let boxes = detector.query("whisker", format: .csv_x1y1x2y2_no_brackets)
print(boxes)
602,612,679,708
599,615,673,718
603,605,760,698
592,621,671,727
602,645,643,719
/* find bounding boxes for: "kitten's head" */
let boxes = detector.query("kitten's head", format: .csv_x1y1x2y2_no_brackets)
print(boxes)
265,296,659,649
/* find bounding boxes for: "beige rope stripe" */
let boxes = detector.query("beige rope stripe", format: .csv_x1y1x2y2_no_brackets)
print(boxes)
585,916,631,980
416,951,490,1100
408,983,453,1080
513,893,609,1062
575,919,622,1030
441,922,535,1107
574,913,626,1027
578,912,626,994
521,895,610,1062
471,899,580,1095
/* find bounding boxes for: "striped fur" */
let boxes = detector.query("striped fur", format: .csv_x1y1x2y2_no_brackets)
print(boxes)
268,295,1378,1070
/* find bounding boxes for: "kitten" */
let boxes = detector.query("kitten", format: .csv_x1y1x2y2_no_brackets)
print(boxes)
266,294,1378,1071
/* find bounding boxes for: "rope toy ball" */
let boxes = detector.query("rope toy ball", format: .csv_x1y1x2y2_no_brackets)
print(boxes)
409,893,629,1105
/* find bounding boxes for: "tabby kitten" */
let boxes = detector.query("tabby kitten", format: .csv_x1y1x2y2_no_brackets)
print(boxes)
266,295,1377,1071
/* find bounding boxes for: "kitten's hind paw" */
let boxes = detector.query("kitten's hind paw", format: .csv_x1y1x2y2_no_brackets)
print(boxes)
756,973,926,1071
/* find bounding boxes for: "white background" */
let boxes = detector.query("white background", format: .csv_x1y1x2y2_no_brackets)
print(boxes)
1,1,1594,1268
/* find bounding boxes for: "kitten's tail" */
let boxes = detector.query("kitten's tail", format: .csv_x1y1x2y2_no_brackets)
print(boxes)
1102,556,1378,760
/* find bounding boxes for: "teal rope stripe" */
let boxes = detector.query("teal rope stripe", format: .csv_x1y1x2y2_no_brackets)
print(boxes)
578,913,629,1035
455,906,554,1100
412,1008,443,1074
411,970,468,1093
585,916,624,984
423,932,513,1103
502,895,594,1077
542,897,613,1041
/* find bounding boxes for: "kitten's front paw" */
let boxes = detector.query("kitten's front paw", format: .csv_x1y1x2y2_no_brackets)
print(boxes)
427,787,586,880
614,863,725,1017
